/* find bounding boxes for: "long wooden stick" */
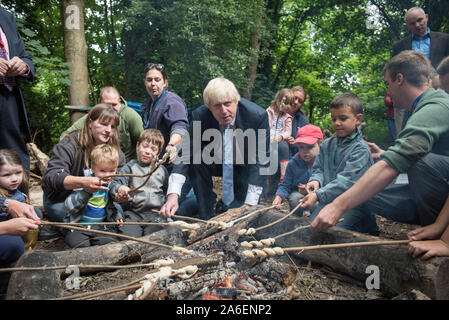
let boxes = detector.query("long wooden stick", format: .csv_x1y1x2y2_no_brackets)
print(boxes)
255,202,302,232
273,218,344,240
232,205,276,224
76,283,142,300
243,239,411,259
284,239,411,252
0,262,170,273
52,276,148,300
40,221,195,228
45,223,176,250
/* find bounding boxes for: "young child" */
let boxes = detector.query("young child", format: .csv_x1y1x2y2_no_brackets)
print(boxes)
110,129,168,238
0,149,42,265
64,144,123,248
300,93,379,235
272,125,323,216
266,89,293,194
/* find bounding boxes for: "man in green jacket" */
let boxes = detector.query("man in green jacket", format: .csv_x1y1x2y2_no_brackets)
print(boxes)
310,50,449,259
60,86,143,162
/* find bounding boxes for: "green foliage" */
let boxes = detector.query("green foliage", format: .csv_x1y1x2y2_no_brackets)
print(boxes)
5,0,449,153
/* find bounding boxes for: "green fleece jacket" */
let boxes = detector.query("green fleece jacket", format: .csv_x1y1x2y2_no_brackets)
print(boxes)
381,88,449,173
60,103,143,162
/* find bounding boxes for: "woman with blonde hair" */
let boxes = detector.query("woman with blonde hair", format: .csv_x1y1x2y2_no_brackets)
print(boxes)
42,104,126,227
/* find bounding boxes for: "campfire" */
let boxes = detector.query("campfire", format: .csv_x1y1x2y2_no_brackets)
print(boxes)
4,204,449,300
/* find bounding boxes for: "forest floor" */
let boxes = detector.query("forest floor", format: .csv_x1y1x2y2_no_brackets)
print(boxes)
0,178,427,300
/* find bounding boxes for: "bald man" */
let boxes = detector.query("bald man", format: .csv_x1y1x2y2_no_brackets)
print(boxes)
393,7,449,69
392,7,449,133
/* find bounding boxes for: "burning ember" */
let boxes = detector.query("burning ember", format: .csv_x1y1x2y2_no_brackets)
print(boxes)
202,273,261,300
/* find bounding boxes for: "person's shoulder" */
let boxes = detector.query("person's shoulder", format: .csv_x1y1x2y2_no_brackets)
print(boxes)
239,98,265,113
0,7,13,20
121,104,141,118
165,91,186,105
430,31,449,38
192,104,210,118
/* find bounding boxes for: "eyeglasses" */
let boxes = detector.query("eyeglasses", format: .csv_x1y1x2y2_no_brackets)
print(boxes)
145,63,165,71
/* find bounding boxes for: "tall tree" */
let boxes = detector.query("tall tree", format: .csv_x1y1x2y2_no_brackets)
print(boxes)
61,0,90,124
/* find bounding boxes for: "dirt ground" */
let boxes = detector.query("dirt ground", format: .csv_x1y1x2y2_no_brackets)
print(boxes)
1,178,423,300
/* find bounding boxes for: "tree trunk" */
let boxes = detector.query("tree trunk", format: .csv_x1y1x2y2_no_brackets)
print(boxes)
253,209,449,300
244,0,264,100
61,0,90,124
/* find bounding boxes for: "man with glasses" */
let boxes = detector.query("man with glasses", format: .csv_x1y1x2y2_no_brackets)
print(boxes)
60,86,143,162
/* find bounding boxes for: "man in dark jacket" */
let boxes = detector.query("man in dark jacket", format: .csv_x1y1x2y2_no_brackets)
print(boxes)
0,8,35,172
392,7,449,133
159,77,271,219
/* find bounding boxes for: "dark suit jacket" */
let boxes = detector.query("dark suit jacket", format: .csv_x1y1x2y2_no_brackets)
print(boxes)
173,97,270,188
0,8,35,141
392,31,449,68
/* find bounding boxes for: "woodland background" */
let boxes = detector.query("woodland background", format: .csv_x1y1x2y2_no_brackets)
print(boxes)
2,0,449,154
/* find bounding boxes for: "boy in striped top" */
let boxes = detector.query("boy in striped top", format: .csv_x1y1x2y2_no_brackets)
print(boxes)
64,144,123,248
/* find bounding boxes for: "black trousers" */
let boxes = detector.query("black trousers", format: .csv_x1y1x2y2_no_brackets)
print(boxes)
0,86,29,171
408,153,449,226
190,163,254,220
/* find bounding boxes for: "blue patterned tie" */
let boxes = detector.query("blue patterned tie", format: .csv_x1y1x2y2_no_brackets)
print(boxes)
222,125,234,206
0,33,15,91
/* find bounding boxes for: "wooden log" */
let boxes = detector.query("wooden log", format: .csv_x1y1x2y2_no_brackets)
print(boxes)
27,143,49,176
6,227,184,299
251,209,449,300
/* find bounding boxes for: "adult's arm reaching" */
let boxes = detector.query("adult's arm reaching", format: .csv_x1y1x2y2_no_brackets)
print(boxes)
310,160,398,230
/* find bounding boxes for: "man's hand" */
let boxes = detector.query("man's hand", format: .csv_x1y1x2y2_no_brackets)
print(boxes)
297,183,307,195
1,217,39,236
7,57,29,77
8,200,40,222
165,145,177,164
272,195,283,210
300,192,318,208
366,142,384,160
0,59,9,77
310,202,344,230
159,193,179,218
305,181,319,194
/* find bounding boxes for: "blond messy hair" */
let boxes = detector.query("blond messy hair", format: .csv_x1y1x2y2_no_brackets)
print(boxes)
90,144,120,168
203,77,240,108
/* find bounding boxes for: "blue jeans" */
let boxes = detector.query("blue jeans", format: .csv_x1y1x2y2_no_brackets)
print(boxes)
43,195,67,222
310,202,379,236
0,215,25,266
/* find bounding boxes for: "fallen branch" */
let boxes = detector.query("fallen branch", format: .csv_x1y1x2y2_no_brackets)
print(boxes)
242,239,411,259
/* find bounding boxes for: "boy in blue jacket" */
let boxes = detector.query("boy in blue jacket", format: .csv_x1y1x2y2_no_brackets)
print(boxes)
272,124,323,216
64,144,123,248
300,93,379,235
